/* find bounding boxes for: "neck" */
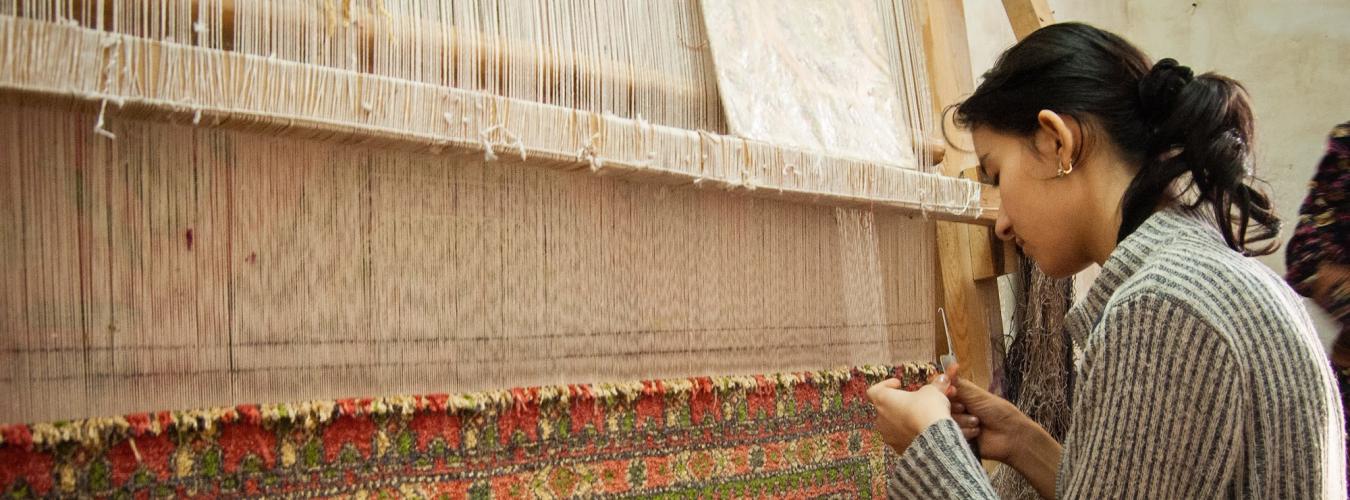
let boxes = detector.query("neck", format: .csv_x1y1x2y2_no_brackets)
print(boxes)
1085,161,1136,266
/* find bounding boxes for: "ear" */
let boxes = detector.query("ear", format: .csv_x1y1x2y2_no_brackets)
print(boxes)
1035,110,1078,169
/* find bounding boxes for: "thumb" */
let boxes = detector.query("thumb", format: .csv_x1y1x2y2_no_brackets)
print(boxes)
953,378,991,404
928,373,953,397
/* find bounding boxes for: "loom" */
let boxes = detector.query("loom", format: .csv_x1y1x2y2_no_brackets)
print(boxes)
0,1,1028,497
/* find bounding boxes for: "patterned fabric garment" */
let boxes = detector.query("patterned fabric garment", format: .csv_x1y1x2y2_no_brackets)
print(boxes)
1285,121,1350,460
0,365,934,499
1287,121,1350,330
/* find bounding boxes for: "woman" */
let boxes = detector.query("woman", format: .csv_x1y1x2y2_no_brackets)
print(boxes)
867,23,1346,498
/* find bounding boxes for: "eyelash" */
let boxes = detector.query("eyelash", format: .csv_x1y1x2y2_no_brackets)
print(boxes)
980,168,998,186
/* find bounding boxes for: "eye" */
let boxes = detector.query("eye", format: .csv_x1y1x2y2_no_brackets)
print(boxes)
978,165,999,186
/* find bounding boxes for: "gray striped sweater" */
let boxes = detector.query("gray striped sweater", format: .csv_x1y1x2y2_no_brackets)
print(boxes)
890,207,1347,498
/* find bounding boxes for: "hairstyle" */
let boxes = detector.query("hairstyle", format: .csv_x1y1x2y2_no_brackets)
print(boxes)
955,23,1279,256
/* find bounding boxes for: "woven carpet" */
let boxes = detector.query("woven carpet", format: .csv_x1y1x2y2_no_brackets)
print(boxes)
0,365,932,498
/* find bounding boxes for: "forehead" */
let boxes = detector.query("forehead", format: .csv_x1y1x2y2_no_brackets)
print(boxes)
970,126,996,158
970,126,1022,158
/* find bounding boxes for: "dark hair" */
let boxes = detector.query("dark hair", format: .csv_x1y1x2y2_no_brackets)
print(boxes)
956,23,1279,256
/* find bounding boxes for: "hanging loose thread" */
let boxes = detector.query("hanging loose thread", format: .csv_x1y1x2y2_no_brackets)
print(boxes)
578,131,604,171
479,124,527,162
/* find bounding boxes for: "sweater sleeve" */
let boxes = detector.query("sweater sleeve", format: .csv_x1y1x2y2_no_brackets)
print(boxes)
1057,292,1244,498
887,418,998,499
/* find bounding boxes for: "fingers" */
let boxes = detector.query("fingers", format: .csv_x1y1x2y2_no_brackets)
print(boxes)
928,373,955,397
951,402,966,414
946,362,961,397
953,412,981,440
952,413,980,440
952,414,980,428
912,383,954,416
866,378,903,403
961,425,981,440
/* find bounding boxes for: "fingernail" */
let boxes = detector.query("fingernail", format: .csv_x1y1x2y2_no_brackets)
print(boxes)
935,374,949,385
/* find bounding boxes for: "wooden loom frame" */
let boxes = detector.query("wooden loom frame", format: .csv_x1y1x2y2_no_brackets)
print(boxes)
927,0,1054,392
0,0,1056,399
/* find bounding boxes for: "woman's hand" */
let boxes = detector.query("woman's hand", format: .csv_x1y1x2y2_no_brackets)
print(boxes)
952,378,1062,500
866,374,954,454
949,378,1030,463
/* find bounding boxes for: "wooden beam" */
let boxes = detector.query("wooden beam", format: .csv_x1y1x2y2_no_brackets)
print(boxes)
1002,0,1055,40
63,0,711,104
65,0,962,178
974,187,1000,226
921,0,995,389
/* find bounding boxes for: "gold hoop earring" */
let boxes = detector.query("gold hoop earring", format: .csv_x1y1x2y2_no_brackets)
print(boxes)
1056,159,1074,178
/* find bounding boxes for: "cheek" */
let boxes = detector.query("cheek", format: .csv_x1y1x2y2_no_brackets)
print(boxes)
1010,193,1087,276
999,176,1067,248
996,172,1038,228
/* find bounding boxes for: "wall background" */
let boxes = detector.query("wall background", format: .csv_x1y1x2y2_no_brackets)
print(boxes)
964,0,1350,348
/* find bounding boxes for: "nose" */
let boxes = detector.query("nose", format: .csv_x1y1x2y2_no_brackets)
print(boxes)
994,212,1015,242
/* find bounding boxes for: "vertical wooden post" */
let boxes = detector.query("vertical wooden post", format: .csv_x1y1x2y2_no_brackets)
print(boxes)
1002,0,1056,40
921,0,997,389
922,0,1059,392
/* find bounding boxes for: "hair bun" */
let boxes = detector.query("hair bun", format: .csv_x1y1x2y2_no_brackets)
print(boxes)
1138,58,1195,125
